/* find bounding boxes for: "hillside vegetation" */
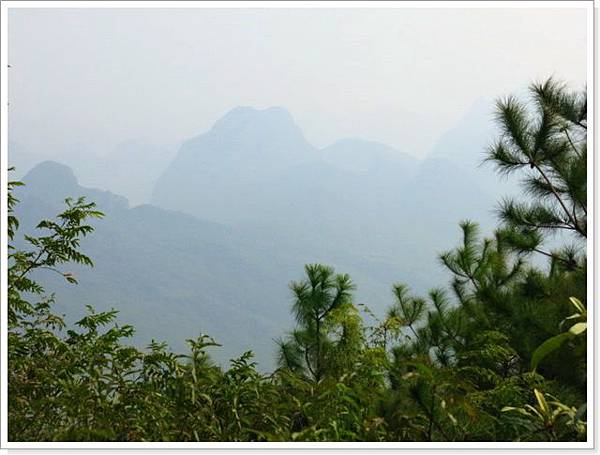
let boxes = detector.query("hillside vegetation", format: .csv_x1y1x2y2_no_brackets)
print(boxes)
8,79,587,442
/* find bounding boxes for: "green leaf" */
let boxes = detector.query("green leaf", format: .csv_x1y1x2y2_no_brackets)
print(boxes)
533,389,549,416
531,332,572,371
569,297,586,314
568,322,587,336
501,406,531,417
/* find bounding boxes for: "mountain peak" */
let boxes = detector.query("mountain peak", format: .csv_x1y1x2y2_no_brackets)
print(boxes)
24,160,79,188
21,160,129,212
210,106,300,137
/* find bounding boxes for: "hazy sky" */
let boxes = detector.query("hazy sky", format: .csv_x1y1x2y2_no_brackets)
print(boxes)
8,7,587,158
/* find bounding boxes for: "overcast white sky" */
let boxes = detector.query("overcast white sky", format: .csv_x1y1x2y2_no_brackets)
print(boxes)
8,6,588,158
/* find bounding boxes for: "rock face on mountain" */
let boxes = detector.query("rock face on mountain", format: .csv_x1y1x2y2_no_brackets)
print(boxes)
152,107,319,224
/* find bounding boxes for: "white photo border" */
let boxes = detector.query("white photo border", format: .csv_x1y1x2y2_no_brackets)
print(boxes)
0,0,595,450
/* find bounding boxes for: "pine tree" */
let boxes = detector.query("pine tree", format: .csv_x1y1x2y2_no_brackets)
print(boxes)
487,78,586,269
277,264,357,381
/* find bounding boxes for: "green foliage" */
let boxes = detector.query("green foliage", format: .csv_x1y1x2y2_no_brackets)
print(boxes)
530,297,587,371
487,78,586,260
8,182,103,327
7,77,587,442
502,389,586,441
277,264,359,382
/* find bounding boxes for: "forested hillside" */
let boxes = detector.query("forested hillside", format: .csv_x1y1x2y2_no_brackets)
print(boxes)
7,79,587,442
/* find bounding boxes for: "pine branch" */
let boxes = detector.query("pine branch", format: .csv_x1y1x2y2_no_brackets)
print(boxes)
532,162,585,237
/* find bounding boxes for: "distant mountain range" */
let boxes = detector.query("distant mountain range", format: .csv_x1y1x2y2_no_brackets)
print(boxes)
9,102,513,369
9,139,176,207
151,104,500,266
